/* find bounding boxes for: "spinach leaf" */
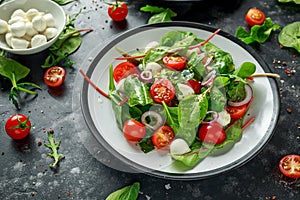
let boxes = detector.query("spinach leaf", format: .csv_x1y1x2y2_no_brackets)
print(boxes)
137,136,155,153
187,52,207,80
278,0,300,4
140,5,177,24
234,62,256,78
161,102,179,133
236,18,281,44
226,81,246,102
0,55,40,109
278,21,300,53
124,76,153,107
160,31,196,48
207,87,227,112
106,182,140,200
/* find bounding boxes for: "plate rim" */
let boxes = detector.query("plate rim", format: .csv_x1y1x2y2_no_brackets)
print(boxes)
80,21,281,180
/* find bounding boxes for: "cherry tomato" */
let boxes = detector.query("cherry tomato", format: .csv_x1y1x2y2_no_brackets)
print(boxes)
226,104,248,119
186,79,201,94
162,55,187,71
150,79,176,103
198,123,226,145
113,62,139,83
123,119,146,142
108,1,128,21
44,66,66,87
5,114,31,140
245,8,266,26
279,154,300,179
152,125,175,149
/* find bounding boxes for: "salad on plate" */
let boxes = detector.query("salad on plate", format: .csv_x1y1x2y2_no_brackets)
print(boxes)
102,29,259,169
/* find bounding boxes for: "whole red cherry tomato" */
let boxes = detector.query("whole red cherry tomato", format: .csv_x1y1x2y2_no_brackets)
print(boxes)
44,66,66,87
198,123,226,145
245,8,266,26
5,114,31,140
107,1,128,21
123,119,146,142
226,104,248,119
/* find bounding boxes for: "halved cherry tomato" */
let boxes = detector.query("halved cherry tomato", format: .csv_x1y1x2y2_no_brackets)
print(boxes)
198,123,226,145
123,119,146,142
163,55,187,71
245,8,266,27
113,62,139,83
226,104,248,119
150,79,175,103
44,66,66,87
186,79,201,94
108,1,128,21
279,154,300,179
5,114,31,140
152,125,175,149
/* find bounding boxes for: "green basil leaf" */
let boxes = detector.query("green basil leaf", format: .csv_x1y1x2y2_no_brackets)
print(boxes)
106,182,140,200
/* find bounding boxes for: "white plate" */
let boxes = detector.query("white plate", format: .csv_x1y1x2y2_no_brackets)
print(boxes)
81,22,280,179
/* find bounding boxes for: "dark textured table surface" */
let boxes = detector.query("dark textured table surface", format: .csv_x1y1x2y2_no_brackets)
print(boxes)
1,0,300,199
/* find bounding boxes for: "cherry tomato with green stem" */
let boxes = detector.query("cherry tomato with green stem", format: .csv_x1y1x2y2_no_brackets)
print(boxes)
5,114,31,140
107,1,128,21
245,8,266,27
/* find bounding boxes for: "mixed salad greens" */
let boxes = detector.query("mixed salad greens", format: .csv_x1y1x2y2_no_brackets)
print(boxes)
105,29,258,169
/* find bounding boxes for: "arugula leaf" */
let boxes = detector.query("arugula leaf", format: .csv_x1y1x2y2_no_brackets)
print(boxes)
44,129,64,168
140,5,177,24
236,18,281,44
106,182,140,200
278,21,300,53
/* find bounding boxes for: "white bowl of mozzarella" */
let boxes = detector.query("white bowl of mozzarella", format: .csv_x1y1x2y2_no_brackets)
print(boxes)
0,0,66,55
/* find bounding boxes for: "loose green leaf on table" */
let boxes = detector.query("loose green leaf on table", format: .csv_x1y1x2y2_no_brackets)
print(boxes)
52,0,76,5
106,182,140,200
278,0,300,4
0,54,40,109
44,129,64,168
278,21,300,53
236,18,281,45
140,5,177,24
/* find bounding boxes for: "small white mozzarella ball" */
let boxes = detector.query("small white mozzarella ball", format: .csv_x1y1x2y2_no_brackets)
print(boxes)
11,9,26,19
176,83,194,101
32,15,47,32
11,37,30,49
5,32,13,47
22,34,33,42
26,8,40,21
186,48,201,59
31,34,47,47
116,78,126,94
217,110,231,127
170,138,191,155
25,22,38,36
145,62,162,77
43,27,58,40
144,41,159,52
0,19,8,34
8,16,26,25
43,13,55,27
10,21,26,37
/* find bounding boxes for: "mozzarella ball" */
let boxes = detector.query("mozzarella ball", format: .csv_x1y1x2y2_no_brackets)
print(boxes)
26,8,40,21
0,19,8,34
11,9,26,19
145,62,162,77
43,13,55,27
10,21,26,37
11,37,30,49
5,33,13,47
25,22,38,36
8,16,26,25
32,15,47,32
31,34,47,47
43,27,58,40
144,41,159,52
176,83,194,101
170,138,191,155
22,34,33,42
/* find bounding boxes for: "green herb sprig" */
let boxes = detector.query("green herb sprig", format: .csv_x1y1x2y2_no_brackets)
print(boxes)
44,129,64,168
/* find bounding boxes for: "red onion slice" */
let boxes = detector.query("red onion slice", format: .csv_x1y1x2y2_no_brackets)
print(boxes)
202,111,219,124
139,70,153,83
201,70,216,87
228,84,253,107
141,111,164,130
